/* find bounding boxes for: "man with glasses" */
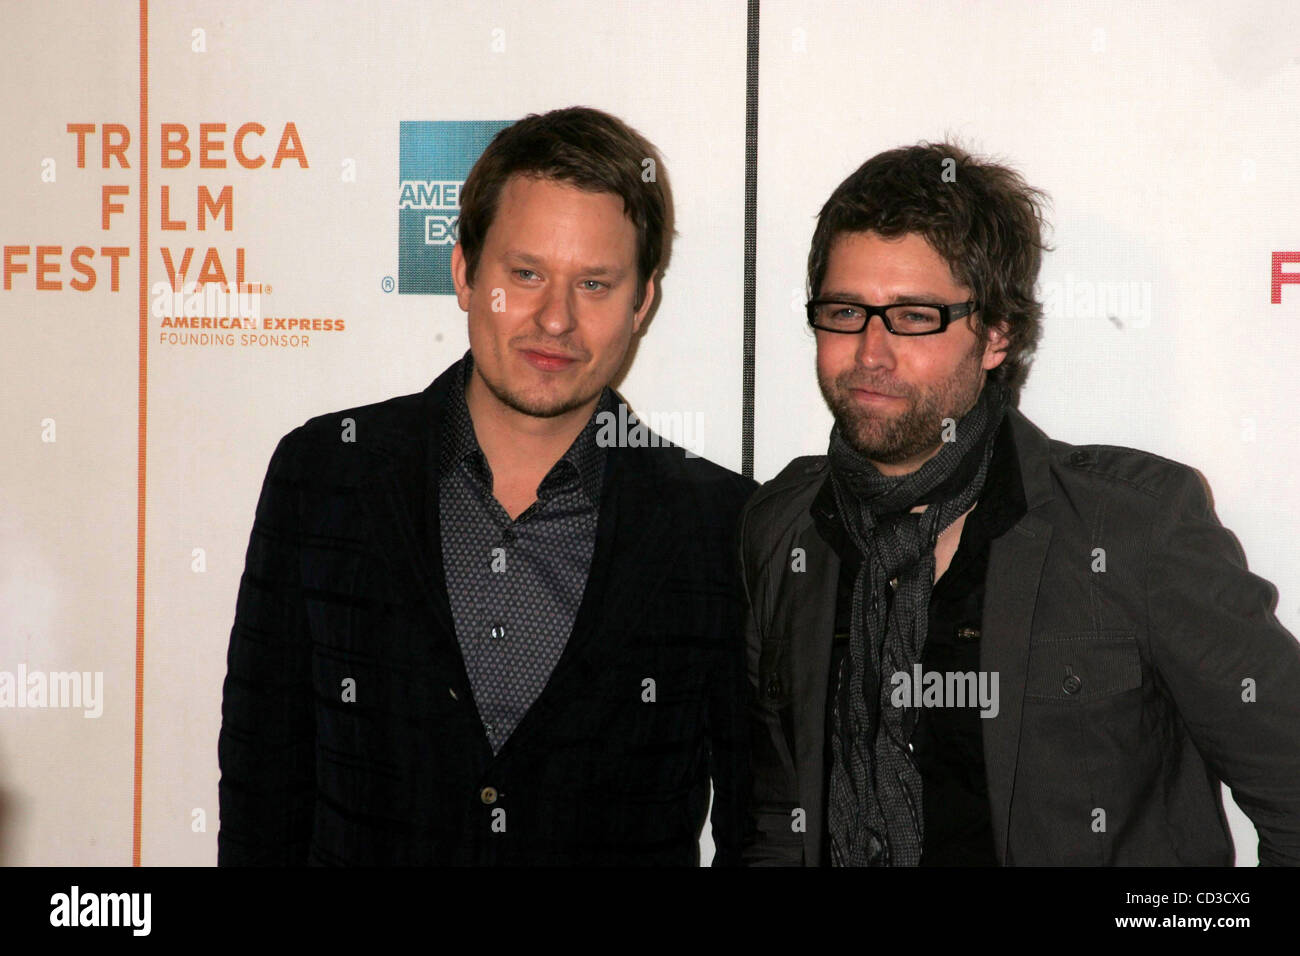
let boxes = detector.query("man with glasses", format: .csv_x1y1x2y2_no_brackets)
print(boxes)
741,142,1300,866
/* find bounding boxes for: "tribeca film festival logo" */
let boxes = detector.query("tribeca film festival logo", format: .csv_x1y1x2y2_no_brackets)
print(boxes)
0,119,349,350
5,121,302,296
0,664,103,718
397,120,512,294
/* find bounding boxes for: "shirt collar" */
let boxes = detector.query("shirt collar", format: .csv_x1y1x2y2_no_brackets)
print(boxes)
439,350,611,505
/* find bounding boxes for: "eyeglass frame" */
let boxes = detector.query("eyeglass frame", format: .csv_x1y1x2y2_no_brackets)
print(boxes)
805,298,980,336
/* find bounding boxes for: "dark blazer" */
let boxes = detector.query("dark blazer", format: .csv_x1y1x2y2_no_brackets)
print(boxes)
742,406,1300,865
218,360,756,865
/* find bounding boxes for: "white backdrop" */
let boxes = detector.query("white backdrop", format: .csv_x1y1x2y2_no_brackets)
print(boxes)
1,0,1296,866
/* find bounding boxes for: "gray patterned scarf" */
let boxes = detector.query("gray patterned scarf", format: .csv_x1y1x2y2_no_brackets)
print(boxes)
826,378,1011,866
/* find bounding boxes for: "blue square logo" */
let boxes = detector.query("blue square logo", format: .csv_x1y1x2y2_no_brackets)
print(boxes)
398,120,513,294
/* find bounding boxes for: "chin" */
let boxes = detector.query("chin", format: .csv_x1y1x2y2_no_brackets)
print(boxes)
502,383,594,419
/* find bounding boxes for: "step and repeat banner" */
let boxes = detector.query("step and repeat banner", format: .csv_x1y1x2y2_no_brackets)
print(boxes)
1,0,1296,866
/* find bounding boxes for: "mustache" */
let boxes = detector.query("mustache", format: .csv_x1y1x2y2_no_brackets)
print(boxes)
834,373,910,398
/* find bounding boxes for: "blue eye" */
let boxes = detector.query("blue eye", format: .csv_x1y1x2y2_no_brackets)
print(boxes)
581,280,607,291
515,269,538,281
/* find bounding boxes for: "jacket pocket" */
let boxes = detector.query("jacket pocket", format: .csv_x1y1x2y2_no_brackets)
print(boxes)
1024,630,1143,702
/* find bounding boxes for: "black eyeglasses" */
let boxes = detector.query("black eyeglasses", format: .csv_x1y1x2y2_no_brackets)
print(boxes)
805,299,979,336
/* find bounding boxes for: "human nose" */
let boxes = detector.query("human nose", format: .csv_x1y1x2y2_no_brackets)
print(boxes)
854,309,896,369
533,283,577,337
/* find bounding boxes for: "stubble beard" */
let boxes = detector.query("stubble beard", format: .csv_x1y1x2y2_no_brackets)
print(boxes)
819,340,986,465
475,362,602,420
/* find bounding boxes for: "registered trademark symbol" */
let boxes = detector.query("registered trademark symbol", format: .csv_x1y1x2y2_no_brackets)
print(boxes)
264,284,272,293
382,276,395,293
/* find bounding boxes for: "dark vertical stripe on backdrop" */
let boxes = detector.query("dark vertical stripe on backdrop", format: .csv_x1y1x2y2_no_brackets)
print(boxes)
743,0,759,478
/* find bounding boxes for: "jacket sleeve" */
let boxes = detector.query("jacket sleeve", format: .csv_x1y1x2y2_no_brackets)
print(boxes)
739,500,805,866
1146,465,1300,865
217,431,316,865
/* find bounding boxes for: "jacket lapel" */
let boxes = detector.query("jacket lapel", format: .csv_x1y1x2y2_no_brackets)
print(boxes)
499,435,681,757
789,509,839,866
981,407,1056,864
354,364,467,683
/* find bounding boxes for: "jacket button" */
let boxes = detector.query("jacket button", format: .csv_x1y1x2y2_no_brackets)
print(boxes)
766,677,783,700
1062,674,1083,695
480,786,498,805
1067,450,1090,466
955,626,980,642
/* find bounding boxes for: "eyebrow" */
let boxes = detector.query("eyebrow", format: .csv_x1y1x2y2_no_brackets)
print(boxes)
817,290,952,305
502,250,628,280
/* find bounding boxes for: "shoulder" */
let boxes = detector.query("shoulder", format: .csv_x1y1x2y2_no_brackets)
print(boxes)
1043,435,1209,510
1012,409,1217,542
736,456,828,555
643,441,758,516
268,387,432,483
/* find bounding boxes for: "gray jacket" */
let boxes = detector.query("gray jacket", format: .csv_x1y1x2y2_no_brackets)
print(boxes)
741,406,1300,865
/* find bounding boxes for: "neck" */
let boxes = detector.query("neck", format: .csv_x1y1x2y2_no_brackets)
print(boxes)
871,443,942,478
464,368,598,483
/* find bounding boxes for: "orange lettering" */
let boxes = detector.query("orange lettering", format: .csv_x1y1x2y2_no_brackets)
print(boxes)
160,247,194,289
35,245,62,290
102,185,129,230
198,185,233,231
272,122,308,169
70,246,95,291
67,124,95,168
100,247,129,292
234,122,265,169
4,246,29,289
160,185,185,230
199,122,226,169
196,248,227,285
161,124,190,169
102,123,131,169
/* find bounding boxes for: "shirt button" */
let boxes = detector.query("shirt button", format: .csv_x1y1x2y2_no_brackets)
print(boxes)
480,786,498,805
1063,674,1083,695
889,577,899,589
490,624,506,640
